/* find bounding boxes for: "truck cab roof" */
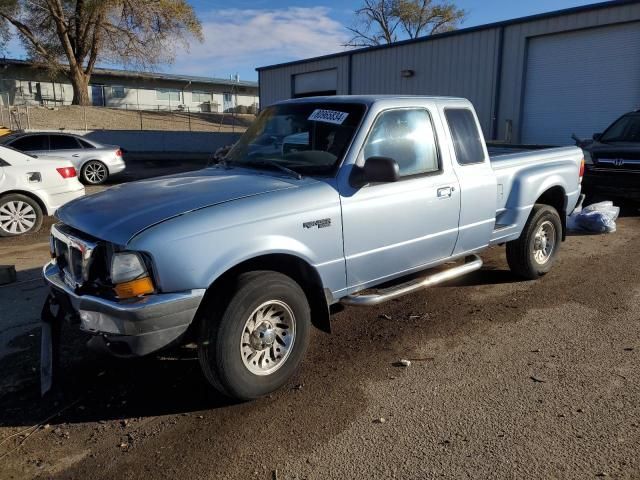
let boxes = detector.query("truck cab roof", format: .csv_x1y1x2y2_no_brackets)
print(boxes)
276,95,470,108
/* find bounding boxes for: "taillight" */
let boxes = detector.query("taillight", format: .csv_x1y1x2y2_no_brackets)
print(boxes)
115,149,123,157
56,167,77,178
579,158,585,179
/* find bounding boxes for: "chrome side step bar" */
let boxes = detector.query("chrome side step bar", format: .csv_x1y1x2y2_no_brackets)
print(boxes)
340,255,483,307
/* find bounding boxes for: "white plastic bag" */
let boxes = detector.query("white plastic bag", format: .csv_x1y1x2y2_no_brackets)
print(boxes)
568,198,619,234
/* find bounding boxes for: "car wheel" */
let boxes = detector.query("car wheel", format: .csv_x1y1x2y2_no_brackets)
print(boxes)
81,160,109,185
198,271,311,400
506,204,562,280
0,194,44,237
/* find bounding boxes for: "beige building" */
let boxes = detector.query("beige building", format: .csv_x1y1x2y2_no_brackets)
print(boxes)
0,59,259,113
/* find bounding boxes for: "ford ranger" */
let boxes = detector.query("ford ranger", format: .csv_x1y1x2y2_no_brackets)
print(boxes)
42,96,584,400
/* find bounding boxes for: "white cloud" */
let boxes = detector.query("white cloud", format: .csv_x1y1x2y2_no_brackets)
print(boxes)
172,7,349,79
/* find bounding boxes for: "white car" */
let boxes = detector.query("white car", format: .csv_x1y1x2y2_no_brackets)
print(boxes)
0,145,85,236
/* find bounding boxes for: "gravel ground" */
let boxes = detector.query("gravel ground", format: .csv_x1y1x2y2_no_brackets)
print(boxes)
0,182,638,479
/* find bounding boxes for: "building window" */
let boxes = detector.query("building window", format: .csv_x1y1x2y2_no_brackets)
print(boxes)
111,86,126,98
156,88,181,102
191,91,212,103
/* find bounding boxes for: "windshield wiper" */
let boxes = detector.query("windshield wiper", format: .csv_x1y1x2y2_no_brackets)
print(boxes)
242,159,303,180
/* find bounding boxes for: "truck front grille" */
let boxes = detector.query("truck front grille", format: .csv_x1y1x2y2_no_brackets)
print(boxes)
50,224,98,289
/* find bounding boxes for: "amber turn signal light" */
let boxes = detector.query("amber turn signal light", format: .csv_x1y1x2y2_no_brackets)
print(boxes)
114,276,154,299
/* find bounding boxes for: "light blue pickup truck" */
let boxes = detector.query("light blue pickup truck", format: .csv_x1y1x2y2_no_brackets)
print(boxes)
43,96,584,400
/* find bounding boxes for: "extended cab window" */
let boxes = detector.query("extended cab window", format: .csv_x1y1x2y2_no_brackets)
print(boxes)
445,109,485,165
9,135,48,152
364,109,439,177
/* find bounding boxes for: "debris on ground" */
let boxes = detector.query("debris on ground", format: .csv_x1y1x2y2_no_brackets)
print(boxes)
530,376,546,383
373,417,386,424
567,198,619,233
379,314,392,320
394,359,411,367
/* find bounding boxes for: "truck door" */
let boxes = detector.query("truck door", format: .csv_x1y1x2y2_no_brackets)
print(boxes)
439,106,497,255
340,107,461,290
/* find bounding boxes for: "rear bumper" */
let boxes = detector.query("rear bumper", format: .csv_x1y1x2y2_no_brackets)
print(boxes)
43,261,205,357
106,158,126,175
43,184,85,215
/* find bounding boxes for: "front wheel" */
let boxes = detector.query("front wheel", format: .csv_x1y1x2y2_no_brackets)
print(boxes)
198,271,311,400
506,204,562,280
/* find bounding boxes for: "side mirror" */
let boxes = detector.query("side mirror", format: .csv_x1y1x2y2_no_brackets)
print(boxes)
351,156,400,188
593,133,602,141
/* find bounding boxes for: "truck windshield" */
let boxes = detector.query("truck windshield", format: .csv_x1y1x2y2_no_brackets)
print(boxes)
600,114,640,143
225,102,366,176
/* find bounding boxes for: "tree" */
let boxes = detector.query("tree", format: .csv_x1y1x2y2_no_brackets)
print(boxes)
345,0,466,47
0,1,202,105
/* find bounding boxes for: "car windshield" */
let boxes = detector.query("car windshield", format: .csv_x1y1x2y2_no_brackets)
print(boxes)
600,114,640,143
225,102,367,176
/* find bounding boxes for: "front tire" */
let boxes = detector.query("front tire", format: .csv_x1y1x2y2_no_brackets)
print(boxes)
198,271,311,400
506,204,562,280
81,160,109,185
0,194,44,237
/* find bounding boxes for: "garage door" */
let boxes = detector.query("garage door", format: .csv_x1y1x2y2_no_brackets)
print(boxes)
293,69,337,98
521,23,640,145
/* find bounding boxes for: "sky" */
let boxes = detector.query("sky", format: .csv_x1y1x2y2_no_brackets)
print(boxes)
2,0,606,82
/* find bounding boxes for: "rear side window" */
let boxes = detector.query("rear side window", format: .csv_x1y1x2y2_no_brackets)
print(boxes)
9,135,48,151
50,135,81,150
0,158,9,167
77,138,95,148
445,109,485,165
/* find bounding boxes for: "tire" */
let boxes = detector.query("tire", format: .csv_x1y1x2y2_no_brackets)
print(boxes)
0,193,44,237
198,271,311,400
81,160,109,185
506,204,562,280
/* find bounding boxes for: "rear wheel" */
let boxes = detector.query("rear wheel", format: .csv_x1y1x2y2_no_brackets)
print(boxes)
506,204,562,280
81,160,108,185
198,271,311,400
0,194,43,237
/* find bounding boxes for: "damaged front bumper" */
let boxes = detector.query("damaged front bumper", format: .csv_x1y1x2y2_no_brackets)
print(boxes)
42,261,205,357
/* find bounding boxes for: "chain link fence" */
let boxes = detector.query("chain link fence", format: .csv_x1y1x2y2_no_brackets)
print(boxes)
0,104,255,133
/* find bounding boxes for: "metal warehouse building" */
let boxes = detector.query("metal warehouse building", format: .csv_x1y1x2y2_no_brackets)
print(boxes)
257,0,640,145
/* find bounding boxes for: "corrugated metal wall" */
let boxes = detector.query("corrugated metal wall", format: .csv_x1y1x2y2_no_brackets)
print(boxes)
259,56,350,107
498,1,640,141
258,1,640,143
351,28,500,135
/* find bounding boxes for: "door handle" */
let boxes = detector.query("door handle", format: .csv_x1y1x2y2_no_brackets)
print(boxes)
437,186,454,198
72,154,80,157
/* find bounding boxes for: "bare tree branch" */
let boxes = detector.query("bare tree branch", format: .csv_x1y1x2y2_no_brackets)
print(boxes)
344,0,466,47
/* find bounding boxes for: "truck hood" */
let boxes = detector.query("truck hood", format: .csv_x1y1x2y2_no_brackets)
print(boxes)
56,168,298,245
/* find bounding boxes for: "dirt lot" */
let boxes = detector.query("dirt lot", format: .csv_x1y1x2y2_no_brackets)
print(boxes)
0,183,638,479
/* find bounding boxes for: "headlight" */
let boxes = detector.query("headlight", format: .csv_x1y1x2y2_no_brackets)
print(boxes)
110,252,154,298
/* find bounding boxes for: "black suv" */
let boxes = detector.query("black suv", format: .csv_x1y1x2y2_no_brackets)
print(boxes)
578,110,640,202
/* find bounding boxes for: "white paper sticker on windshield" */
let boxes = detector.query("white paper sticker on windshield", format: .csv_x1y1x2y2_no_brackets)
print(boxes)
308,109,349,125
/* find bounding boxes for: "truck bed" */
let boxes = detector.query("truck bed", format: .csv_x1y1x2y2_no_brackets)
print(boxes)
487,145,584,245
